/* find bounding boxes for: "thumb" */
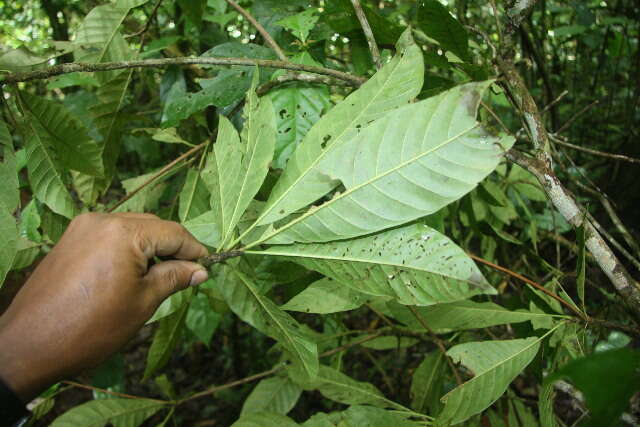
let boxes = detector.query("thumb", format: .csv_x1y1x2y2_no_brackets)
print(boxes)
144,260,208,303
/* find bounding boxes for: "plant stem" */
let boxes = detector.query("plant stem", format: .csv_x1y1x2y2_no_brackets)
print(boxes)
350,0,381,69
1,57,365,86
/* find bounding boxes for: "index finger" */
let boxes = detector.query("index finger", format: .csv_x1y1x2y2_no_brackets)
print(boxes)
132,218,208,260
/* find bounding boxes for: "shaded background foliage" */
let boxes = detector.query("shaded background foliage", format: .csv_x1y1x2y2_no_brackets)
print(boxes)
1,0,639,426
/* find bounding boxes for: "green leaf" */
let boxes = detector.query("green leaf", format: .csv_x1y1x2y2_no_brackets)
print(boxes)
182,211,222,248
203,81,276,249
411,351,446,414
22,107,76,219
232,412,300,427
297,365,395,408
0,149,19,213
185,292,220,346
114,171,167,213
224,266,319,378
20,93,103,176
50,398,165,427
19,200,42,243
281,277,370,314
147,289,192,324
545,349,640,427
538,381,557,427
417,0,470,62
438,336,545,425
266,80,514,243
143,293,192,381
303,405,420,427
179,168,211,222
276,9,319,42
269,84,331,170
387,299,559,332
46,73,100,90
241,376,302,416
0,206,18,287
11,237,41,271
253,223,495,306
255,30,424,228
134,128,195,147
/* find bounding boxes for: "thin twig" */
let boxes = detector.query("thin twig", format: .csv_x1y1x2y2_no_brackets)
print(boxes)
127,0,164,39
469,252,586,319
198,251,244,268
62,380,168,403
555,100,599,134
542,89,569,113
350,0,381,69
108,143,205,212
225,0,288,61
488,0,503,42
550,136,640,165
1,57,366,86
407,306,463,385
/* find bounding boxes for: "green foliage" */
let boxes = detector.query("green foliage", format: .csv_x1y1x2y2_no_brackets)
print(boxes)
2,0,639,424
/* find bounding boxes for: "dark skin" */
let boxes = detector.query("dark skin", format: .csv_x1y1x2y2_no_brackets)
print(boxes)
0,212,210,402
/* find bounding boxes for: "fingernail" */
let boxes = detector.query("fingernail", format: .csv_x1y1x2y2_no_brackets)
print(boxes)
190,269,208,286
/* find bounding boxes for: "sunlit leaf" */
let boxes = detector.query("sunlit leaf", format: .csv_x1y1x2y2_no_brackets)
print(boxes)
50,398,165,427
241,376,302,415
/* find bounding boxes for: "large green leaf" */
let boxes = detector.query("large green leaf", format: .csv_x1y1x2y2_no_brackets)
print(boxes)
203,80,276,249
281,277,371,314
257,81,514,244
20,93,103,176
223,266,318,378
387,300,559,332
143,295,191,381
253,29,424,228
182,211,221,248
22,107,76,219
269,84,331,170
232,412,300,427
252,223,495,306
50,398,165,427
438,337,544,425
296,365,396,409
417,0,470,62
410,351,446,414
241,376,302,415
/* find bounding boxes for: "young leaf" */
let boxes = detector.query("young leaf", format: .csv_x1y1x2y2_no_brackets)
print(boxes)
143,294,192,381
20,93,104,176
259,81,514,244
50,398,165,427
241,376,302,416
417,0,470,62
276,9,319,42
281,277,370,314
203,79,276,249
253,223,495,306
438,336,545,424
224,266,319,378
182,211,221,248
411,351,446,414
232,412,300,427
255,29,424,228
387,299,559,332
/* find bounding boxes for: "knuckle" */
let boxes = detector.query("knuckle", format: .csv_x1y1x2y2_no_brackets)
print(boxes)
71,212,101,226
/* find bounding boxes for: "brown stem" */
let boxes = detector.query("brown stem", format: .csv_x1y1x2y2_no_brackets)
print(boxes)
108,143,205,212
1,57,365,87
555,100,599,134
225,0,288,61
127,0,164,39
198,251,244,268
407,306,463,385
350,0,381,69
549,136,640,165
62,380,168,403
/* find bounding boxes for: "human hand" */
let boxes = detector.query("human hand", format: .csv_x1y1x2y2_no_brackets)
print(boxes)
0,213,209,401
